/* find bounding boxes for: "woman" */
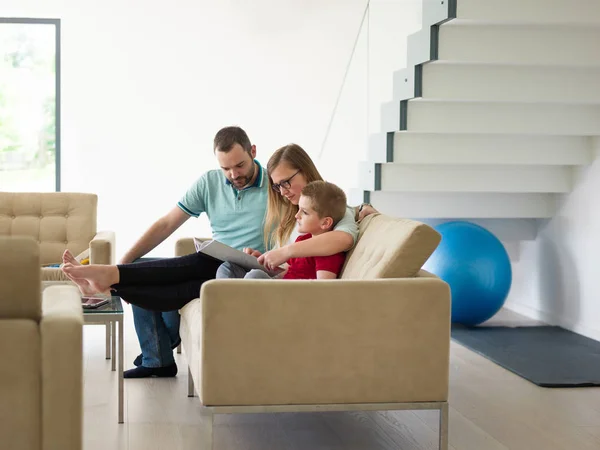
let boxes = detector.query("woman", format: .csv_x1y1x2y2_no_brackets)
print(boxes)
246,143,365,272
63,144,377,312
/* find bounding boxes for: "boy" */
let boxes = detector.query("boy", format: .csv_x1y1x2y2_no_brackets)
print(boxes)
218,180,348,280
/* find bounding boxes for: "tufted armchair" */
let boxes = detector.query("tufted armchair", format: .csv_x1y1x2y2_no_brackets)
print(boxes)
0,236,83,450
0,192,115,282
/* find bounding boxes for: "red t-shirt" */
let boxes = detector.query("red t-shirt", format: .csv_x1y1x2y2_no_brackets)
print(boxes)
283,234,347,280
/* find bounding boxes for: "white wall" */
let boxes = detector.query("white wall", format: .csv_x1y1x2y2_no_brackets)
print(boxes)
1,0,421,258
507,142,600,341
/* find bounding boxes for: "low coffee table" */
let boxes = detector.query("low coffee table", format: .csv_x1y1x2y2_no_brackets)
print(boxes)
83,295,124,423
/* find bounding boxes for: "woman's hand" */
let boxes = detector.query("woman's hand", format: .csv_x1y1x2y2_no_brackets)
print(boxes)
358,204,379,222
257,247,292,271
243,247,263,258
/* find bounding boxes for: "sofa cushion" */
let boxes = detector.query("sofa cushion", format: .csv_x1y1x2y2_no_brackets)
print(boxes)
340,214,441,280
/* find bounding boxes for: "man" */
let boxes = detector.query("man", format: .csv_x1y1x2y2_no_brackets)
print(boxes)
121,126,268,378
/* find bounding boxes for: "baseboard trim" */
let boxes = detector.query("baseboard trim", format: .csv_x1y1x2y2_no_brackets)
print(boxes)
504,301,600,342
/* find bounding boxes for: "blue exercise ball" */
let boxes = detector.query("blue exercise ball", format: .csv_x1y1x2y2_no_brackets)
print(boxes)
423,221,512,326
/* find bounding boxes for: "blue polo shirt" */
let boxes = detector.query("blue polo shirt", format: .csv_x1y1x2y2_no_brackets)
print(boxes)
177,160,268,253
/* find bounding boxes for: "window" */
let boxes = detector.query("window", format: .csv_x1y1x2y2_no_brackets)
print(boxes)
0,18,60,192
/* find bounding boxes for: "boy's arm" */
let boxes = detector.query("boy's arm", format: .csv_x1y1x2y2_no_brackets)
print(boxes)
316,270,337,280
288,230,353,257
258,231,352,270
315,252,347,280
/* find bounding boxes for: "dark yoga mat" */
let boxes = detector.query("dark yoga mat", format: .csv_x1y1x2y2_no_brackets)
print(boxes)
451,325,600,387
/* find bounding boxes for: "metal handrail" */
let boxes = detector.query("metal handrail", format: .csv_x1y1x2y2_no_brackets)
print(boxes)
317,0,371,161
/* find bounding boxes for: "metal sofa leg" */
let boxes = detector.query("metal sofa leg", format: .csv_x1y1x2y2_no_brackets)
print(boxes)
188,365,195,397
105,323,111,359
439,402,449,450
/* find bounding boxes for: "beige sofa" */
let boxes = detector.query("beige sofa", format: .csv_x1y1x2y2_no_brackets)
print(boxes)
0,192,115,282
176,214,451,449
0,236,83,450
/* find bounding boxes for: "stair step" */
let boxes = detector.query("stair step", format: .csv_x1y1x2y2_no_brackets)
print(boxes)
381,99,600,134
367,191,556,219
456,0,600,25
393,63,600,104
368,133,593,165
439,21,600,66
359,163,572,193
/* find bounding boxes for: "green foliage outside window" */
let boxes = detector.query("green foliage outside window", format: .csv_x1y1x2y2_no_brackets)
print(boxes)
0,24,56,172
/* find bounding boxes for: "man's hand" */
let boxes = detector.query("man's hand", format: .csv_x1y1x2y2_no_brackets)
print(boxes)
257,246,292,271
358,204,379,222
243,248,263,258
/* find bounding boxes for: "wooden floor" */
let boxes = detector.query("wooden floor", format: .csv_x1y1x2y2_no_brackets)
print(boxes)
84,306,600,450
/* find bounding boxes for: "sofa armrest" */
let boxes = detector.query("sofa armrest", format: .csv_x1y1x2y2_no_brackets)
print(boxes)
175,237,195,257
89,230,115,264
197,278,451,406
175,237,211,257
41,285,83,450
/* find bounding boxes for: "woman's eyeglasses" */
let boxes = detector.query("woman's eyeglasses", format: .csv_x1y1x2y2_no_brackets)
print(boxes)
271,170,301,192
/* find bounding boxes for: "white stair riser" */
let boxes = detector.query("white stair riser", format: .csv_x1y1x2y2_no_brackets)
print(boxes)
412,64,600,103
457,0,600,25
369,191,556,219
378,165,571,193
368,133,593,165
439,23,600,66
398,100,600,135
392,134,592,165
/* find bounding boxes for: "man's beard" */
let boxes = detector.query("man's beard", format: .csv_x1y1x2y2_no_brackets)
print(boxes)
231,161,255,187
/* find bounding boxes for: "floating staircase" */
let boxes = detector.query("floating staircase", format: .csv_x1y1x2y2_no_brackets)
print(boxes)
356,0,600,225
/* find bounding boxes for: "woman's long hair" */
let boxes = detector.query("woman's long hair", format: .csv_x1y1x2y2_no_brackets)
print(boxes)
264,144,323,250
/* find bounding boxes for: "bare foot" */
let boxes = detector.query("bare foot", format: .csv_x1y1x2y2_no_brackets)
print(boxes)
66,274,97,296
62,264,120,293
62,250,112,296
61,264,99,296
62,249,80,266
